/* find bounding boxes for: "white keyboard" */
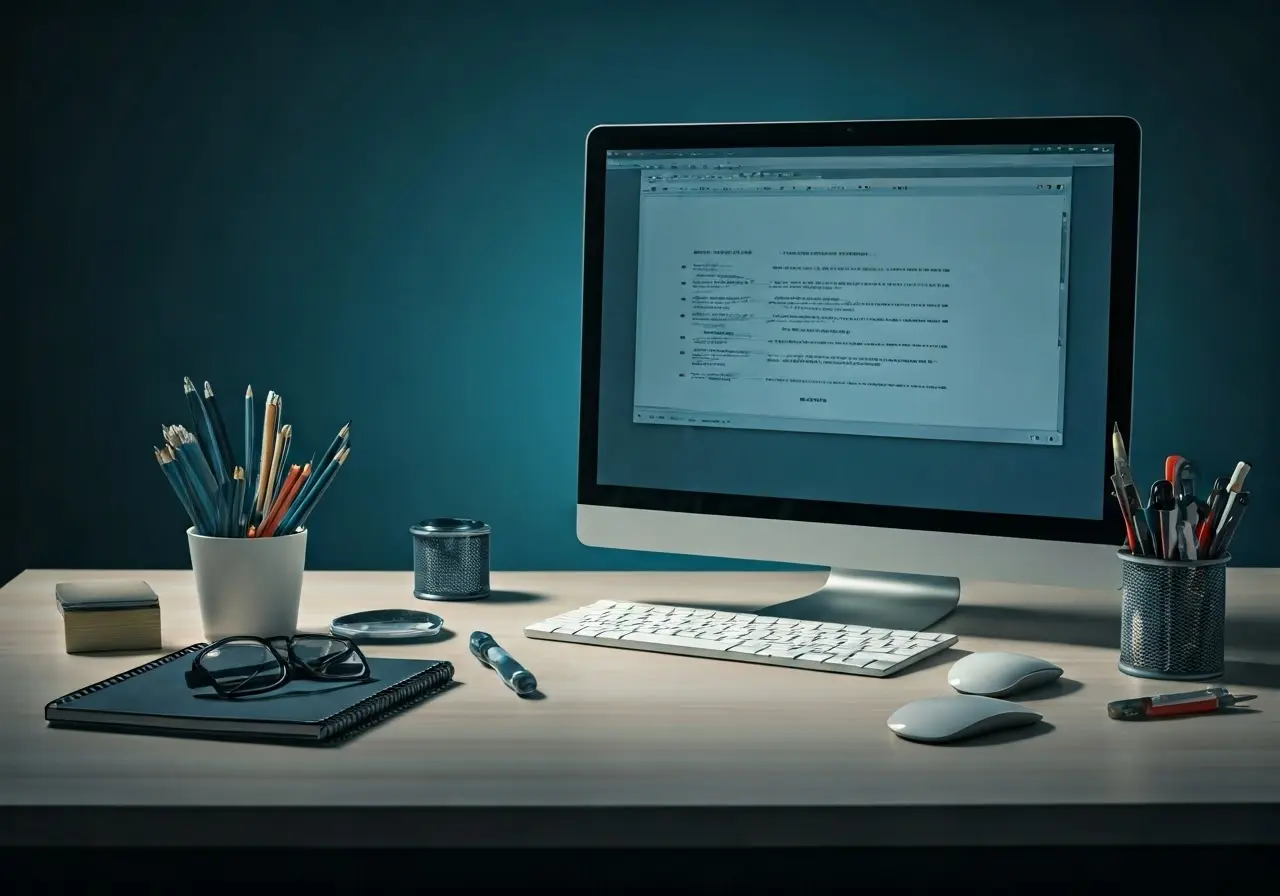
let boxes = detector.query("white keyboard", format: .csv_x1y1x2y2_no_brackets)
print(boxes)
524,600,959,677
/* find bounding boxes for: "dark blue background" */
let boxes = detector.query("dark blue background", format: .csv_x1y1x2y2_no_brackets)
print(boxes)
5,0,1277,586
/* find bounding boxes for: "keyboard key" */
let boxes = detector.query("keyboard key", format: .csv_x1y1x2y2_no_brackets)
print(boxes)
826,655,872,668
760,646,809,658
727,641,773,654
850,651,902,664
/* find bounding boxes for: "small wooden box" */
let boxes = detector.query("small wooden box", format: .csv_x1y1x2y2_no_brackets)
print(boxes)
55,580,162,654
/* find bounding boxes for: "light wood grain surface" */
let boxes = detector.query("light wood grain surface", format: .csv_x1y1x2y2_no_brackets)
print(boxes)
2,568,1279,847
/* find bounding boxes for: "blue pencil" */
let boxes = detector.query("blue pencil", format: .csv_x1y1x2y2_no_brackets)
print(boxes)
204,381,237,481
167,440,217,533
279,445,349,534
169,427,220,529
243,385,255,532
289,425,348,518
184,376,228,486
178,426,219,498
156,446,204,533
216,479,235,537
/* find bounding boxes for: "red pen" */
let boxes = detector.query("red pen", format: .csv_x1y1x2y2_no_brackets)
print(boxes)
1108,687,1256,720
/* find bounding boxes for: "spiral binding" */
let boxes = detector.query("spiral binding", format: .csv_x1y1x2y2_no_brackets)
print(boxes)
45,643,208,714
317,661,455,742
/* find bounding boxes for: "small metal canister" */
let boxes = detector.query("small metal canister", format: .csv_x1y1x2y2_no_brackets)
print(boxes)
410,518,491,601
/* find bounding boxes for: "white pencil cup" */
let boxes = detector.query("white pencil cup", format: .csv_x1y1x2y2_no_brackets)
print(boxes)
187,527,308,641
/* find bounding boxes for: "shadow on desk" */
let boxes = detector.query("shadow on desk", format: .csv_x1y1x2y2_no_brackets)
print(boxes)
486,590,549,604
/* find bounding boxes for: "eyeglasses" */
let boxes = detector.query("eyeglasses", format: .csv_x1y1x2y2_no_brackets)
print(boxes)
185,634,371,698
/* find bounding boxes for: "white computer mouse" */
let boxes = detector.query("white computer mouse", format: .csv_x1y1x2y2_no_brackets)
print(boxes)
887,695,1042,744
947,651,1063,698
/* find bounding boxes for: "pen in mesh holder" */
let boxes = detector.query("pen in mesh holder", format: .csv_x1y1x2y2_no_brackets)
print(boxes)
411,518,491,601
1117,549,1230,681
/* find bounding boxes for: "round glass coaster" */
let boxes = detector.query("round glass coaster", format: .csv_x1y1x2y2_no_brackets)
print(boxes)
330,609,444,642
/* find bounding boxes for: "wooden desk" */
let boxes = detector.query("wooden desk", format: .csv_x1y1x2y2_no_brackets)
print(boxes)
2,568,1279,848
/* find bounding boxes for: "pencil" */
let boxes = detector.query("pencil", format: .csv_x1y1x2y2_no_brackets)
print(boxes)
262,421,289,519
259,463,300,533
282,446,349,535
185,377,228,486
204,381,236,482
156,445,203,533
271,423,293,501
166,428,218,533
259,463,308,537
312,421,351,486
254,391,279,518
242,386,255,532
230,466,246,538
216,478,235,537
289,424,348,520
172,425,218,498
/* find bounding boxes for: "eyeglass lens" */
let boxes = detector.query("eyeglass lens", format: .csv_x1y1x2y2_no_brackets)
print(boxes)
200,639,286,692
290,636,368,678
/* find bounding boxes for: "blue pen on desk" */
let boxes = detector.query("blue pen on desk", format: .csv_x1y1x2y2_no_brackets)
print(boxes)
470,631,538,696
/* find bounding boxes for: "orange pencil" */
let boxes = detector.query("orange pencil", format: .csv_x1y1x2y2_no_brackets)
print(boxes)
260,463,311,537
256,464,300,537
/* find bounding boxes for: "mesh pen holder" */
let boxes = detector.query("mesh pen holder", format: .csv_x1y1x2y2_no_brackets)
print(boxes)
411,518,491,601
1118,549,1230,681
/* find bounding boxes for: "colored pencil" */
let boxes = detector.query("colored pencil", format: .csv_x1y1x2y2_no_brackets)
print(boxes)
165,428,218,532
258,463,307,537
254,391,279,518
156,445,203,533
265,461,310,536
204,381,236,481
242,386,255,532
262,421,289,520
282,446,349,535
312,421,351,486
289,424,348,519
230,466,246,538
271,423,293,501
185,377,228,485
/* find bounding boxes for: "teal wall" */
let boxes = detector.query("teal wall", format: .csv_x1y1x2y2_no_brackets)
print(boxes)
6,0,1277,584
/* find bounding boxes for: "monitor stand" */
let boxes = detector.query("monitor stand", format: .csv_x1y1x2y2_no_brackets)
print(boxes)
755,568,960,632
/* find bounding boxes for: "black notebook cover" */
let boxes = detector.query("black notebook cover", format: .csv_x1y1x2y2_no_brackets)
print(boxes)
45,644,455,745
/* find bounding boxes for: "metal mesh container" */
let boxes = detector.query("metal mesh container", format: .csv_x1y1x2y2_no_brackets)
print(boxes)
1118,549,1230,681
410,518,491,601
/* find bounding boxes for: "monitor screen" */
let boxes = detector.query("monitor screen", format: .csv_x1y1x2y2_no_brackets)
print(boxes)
593,142,1120,522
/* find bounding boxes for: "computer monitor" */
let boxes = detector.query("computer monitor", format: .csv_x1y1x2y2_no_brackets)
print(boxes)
577,116,1141,631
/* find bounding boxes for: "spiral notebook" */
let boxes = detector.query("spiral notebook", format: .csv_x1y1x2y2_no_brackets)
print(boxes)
45,644,455,745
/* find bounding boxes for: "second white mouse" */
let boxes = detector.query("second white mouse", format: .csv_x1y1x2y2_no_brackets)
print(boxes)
887,695,1042,744
947,651,1063,698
